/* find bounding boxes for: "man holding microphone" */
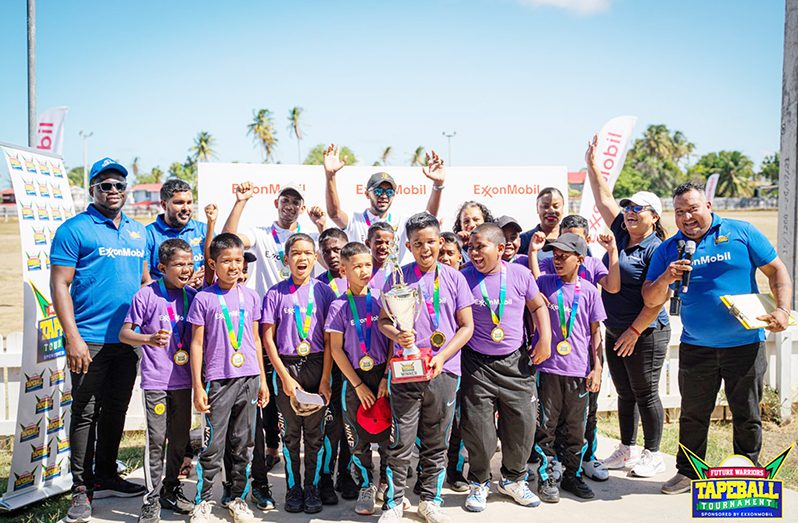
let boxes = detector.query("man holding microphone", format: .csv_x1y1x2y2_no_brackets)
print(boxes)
642,182,792,495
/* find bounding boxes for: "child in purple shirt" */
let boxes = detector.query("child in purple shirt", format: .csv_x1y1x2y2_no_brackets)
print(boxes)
495,215,530,268
261,233,336,514
120,239,197,520
367,222,395,289
186,233,269,523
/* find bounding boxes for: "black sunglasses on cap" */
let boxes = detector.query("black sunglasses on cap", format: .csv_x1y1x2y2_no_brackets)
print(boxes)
91,181,127,193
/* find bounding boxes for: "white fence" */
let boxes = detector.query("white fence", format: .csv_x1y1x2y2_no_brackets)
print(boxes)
0,318,795,435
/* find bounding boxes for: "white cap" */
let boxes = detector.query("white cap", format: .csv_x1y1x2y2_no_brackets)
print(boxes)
619,191,663,216
278,182,305,201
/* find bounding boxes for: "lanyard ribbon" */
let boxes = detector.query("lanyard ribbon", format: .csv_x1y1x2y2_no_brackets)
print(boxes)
327,270,340,296
414,263,441,330
363,210,392,228
216,285,246,350
272,223,299,267
556,277,581,339
479,262,506,327
346,288,372,356
158,279,190,349
290,279,316,340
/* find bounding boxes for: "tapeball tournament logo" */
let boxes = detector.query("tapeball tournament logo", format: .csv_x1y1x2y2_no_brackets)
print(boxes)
24,370,45,393
60,389,73,407
43,461,64,481
19,419,42,442
46,415,64,435
685,443,794,518
20,203,34,220
56,435,70,454
38,181,50,198
30,441,50,463
34,394,54,414
49,367,65,386
8,154,23,171
38,161,50,176
13,467,37,491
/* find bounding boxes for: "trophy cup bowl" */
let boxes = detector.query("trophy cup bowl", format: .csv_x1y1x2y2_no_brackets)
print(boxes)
382,284,433,383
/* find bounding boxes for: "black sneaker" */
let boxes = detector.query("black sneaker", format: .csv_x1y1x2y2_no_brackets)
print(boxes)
285,485,304,513
138,499,160,523
159,484,194,514
94,475,146,498
337,472,359,501
251,483,275,511
66,487,92,523
221,482,233,508
446,471,469,492
561,476,595,499
304,485,323,514
319,474,339,505
538,477,560,504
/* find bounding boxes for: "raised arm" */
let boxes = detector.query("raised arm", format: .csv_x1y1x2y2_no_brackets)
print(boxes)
585,135,622,226
203,203,218,286
597,231,620,293
323,144,350,229
422,149,446,217
221,182,254,249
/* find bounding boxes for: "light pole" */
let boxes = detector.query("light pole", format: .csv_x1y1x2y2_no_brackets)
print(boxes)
442,131,456,165
27,0,36,147
79,130,93,198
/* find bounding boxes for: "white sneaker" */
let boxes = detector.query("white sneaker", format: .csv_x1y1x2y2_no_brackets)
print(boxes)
552,460,563,483
227,498,255,523
582,459,609,481
378,504,404,522
632,449,666,478
418,499,450,523
603,443,641,469
464,481,490,512
497,478,540,507
190,500,213,523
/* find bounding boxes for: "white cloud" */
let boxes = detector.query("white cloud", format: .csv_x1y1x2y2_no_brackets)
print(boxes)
517,0,612,15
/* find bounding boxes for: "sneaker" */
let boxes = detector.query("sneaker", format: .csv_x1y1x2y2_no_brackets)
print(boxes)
537,477,560,504
285,485,304,513
376,481,388,502
94,475,146,498
160,484,194,514
378,505,404,522
227,497,255,523
355,484,378,515
337,472,359,500
190,500,213,523
497,478,540,507
250,483,275,510
319,474,339,505
560,476,594,499
446,471,469,492
138,499,160,523
66,487,92,523
413,477,422,495
552,460,563,483
221,482,232,508
603,443,640,470
632,449,666,478
418,499,450,523
582,459,609,482
464,481,490,512
304,485,323,514
661,472,692,495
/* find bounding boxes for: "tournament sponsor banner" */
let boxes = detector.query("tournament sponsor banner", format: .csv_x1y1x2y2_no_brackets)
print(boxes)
706,173,720,203
35,107,69,156
0,143,74,511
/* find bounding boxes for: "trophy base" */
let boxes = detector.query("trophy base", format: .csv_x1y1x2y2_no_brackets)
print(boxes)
389,348,433,383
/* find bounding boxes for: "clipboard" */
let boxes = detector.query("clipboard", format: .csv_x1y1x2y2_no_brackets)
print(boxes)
720,293,796,330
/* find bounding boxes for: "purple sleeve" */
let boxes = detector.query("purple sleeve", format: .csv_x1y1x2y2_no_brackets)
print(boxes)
319,284,337,317
452,270,475,311
588,257,608,286
261,287,280,326
125,288,149,326
539,257,554,276
186,293,208,326
522,269,540,301
248,289,262,322
588,286,607,323
325,299,346,333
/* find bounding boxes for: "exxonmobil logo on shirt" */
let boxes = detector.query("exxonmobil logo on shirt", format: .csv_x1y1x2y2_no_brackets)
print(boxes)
98,247,144,258
691,251,732,267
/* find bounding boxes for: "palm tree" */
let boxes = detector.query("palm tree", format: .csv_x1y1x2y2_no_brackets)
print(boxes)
691,151,755,197
248,109,278,163
191,131,217,162
287,106,304,164
410,146,426,166
380,146,392,166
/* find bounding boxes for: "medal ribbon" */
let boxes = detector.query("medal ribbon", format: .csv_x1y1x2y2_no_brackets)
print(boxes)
556,277,581,340
327,270,340,296
290,279,316,340
478,262,506,328
216,285,246,350
413,263,441,330
158,279,190,349
346,288,372,356
272,223,299,272
363,210,393,229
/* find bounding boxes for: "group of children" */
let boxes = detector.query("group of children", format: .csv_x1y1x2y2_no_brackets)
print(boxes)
122,199,620,523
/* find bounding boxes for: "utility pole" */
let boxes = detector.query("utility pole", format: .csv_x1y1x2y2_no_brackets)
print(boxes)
27,0,36,147
442,131,456,165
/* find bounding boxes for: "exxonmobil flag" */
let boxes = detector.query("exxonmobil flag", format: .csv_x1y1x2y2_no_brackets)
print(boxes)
35,107,69,155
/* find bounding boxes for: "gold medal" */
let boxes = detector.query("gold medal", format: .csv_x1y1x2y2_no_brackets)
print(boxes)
173,349,189,366
491,326,505,343
296,340,311,356
556,340,572,356
359,355,375,371
280,266,290,279
231,351,246,367
430,330,446,348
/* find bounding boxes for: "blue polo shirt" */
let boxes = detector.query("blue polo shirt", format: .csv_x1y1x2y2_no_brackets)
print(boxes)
646,214,776,348
603,214,669,330
145,215,208,279
50,204,147,343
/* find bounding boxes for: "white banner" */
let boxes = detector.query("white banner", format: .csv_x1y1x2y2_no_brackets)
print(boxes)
0,144,75,512
706,173,720,203
35,107,69,156
580,116,637,250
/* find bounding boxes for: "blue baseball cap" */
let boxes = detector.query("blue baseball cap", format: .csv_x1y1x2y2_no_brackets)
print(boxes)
89,157,128,181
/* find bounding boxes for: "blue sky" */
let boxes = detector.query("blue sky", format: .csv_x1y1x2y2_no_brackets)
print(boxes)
0,0,786,180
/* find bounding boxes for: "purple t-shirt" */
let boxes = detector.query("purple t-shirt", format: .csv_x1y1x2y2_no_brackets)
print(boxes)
324,288,389,369
463,262,540,356
186,283,262,381
369,265,393,289
383,263,474,376
316,271,347,298
535,275,606,378
262,279,336,357
125,282,197,391
538,256,608,288
506,254,530,269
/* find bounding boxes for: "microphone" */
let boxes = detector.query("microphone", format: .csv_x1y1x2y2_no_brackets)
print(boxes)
680,241,696,294
669,240,687,316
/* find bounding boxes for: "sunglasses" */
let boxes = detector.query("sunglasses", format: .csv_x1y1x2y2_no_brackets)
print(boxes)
371,187,395,198
623,205,652,214
92,181,127,193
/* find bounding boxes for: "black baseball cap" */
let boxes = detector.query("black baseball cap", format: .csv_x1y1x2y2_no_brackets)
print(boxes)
542,232,588,256
495,215,522,232
366,172,397,191
244,252,257,263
